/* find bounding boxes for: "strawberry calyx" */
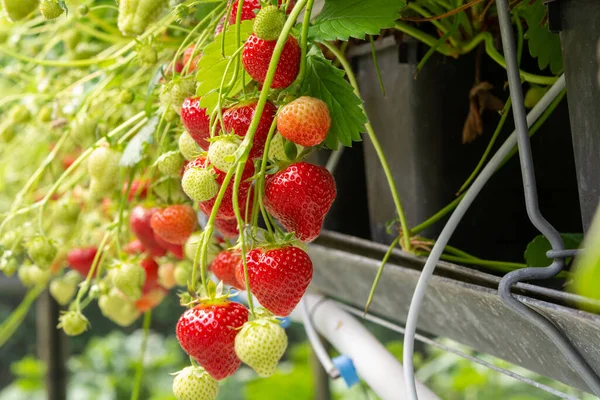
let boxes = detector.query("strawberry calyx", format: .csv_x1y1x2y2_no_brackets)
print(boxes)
181,280,238,308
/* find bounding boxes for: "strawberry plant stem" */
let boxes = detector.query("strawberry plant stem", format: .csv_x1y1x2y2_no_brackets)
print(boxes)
322,41,412,252
457,99,513,195
0,286,45,348
364,236,400,315
130,310,152,400
295,0,316,86
74,229,113,313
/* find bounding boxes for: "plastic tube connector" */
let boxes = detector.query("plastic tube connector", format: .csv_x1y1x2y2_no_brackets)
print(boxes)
333,355,360,387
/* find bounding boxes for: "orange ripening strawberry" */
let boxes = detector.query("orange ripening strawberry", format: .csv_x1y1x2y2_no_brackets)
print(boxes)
211,250,243,288
264,162,336,242
221,101,277,159
176,300,249,380
242,34,300,89
123,179,149,201
181,97,211,150
277,96,331,147
150,204,197,245
240,246,312,316
182,44,201,74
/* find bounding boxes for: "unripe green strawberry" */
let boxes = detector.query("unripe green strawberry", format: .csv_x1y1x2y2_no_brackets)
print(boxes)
87,146,121,190
183,232,219,264
118,0,169,37
58,311,89,336
40,0,64,20
29,265,52,286
138,45,158,66
119,89,135,104
253,5,285,41
173,262,191,286
98,288,140,326
63,30,80,51
71,115,97,142
1,0,39,22
156,150,184,177
111,262,146,300
234,317,287,377
1,229,24,254
524,86,548,109
182,167,218,202
160,78,196,113
18,265,34,287
77,4,88,16
178,132,203,161
172,366,219,400
268,133,302,162
26,236,57,270
207,137,240,172
49,276,78,306
9,105,30,124
53,197,80,224
38,106,53,123
0,255,17,277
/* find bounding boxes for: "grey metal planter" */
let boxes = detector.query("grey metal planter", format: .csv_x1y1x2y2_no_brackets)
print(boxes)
352,37,582,263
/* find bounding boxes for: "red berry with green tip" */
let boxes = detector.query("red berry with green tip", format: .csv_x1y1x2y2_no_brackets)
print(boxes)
242,34,300,89
221,101,277,159
264,162,336,242
181,97,211,150
211,249,243,288
176,301,249,380
240,246,312,316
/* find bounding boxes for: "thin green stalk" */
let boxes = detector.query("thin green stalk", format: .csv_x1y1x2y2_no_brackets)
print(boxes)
294,0,316,86
407,3,456,45
75,229,113,312
255,118,278,235
438,254,530,274
369,35,386,95
414,20,459,79
457,99,512,195
130,310,152,400
443,244,480,260
0,44,119,67
364,236,400,315
322,41,412,252
0,286,45,348
411,90,565,236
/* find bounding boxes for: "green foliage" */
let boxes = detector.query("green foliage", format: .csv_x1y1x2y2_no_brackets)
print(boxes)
196,20,253,114
309,0,405,42
524,233,583,268
516,0,563,74
119,116,158,167
301,48,367,149
572,210,600,309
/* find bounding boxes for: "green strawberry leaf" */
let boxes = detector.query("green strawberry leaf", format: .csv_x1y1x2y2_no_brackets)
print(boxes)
119,116,158,167
309,0,405,42
524,233,584,268
571,212,600,309
301,49,367,149
516,0,563,74
196,21,253,114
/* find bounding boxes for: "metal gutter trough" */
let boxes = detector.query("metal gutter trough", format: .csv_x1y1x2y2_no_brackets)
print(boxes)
307,230,600,394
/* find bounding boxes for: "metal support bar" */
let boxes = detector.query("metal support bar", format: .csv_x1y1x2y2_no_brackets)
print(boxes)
495,0,600,395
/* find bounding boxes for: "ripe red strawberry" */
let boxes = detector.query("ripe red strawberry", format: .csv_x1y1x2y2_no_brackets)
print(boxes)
67,247,98,277
214,218,240,238
151,205,198,245
242,34,300,89
181,97,211,150
186,156,255,220
154,234,185,259
228,0,294,25
221,101,277,158
124,239,145,255
176,301,249,380
240,246,313,316
264,162,336,242
141,257,161,292
277,96,331,147
211,250,243,288
129,206,168,257
123,179,149,201
182,44,201,73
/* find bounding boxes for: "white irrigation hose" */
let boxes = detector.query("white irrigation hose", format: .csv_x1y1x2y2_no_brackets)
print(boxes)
291,293,440,400
402,74,567,400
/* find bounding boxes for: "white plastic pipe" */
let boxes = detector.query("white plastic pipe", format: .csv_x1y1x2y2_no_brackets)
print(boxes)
289,293,440,400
